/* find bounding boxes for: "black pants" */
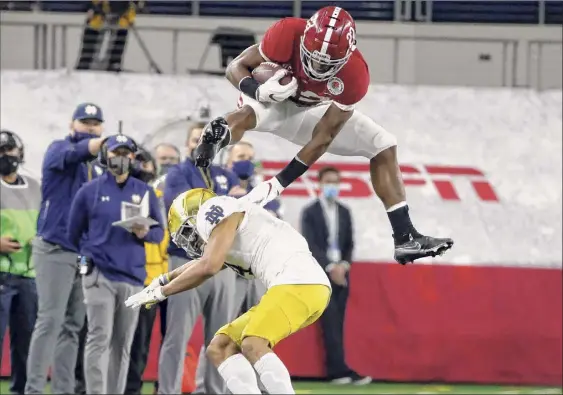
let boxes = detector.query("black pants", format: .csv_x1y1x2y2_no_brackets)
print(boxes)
320,282,351,379
75,318,88,395
0,273,38,394
125,299,168,394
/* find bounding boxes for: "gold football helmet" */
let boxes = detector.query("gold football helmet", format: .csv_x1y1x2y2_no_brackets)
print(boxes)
168,188,216,257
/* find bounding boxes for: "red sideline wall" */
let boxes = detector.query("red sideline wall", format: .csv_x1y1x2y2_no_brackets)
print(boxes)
2,263,561,386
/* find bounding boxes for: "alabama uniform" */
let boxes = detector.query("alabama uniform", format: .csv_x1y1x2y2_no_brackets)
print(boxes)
237,17,397,159
192,195,331,347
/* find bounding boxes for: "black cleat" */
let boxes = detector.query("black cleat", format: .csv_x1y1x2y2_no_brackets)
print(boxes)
394,233,454,265
193,117,231,168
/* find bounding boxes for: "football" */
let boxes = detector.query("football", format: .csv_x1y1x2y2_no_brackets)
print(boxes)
252,62,293,85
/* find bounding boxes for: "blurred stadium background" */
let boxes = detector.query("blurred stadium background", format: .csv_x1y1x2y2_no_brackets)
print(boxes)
0,1,562,394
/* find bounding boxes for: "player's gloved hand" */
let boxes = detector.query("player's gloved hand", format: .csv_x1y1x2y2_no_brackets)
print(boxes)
146,273,170,292
256,70,298,103
125,285,167,309
241,177,284,207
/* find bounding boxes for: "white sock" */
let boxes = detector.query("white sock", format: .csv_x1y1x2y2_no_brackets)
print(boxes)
254,352,295,394
217,354,262,394
386,201,407,212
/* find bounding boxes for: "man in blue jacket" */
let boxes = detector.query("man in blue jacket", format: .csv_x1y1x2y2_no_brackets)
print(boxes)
157,122,246,395
25,102,106,395
67,134,164,394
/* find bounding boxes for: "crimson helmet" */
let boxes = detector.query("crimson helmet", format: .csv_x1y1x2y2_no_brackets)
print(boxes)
300,6,357,81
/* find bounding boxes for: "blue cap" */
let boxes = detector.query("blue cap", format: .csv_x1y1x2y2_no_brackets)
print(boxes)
72,103,104,122
106,134,136,152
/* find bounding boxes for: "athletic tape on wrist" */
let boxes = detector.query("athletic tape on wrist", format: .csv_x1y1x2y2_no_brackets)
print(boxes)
275,157,309,188
239,76,260,100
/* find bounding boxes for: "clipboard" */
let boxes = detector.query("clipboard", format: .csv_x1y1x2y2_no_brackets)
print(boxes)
111,191,157,232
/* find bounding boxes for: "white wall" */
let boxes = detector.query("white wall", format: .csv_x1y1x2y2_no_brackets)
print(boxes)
1,11,561,89
1,70,561,267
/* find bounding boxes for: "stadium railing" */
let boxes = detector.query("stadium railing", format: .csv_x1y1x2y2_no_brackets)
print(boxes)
1,1,561,25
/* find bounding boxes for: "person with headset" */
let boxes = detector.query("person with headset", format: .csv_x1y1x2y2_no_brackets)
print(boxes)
0,130,40,395
26,103,106,395
73,143,162,395
66,134,164,395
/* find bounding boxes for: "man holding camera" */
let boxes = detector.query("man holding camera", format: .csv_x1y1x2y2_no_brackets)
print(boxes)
0,130,40,395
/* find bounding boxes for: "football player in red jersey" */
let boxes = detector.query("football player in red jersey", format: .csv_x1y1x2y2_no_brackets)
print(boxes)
193,6,453,265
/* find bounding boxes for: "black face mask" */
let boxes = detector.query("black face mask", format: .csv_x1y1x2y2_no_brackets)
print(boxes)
0,155,20,176
108,156,132,176
138,170,156,183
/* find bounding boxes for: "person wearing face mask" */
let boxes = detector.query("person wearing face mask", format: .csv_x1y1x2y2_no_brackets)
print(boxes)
0,130,40,395
124,144,173,395
300,166,372,386
66,134,164,395
158,123,246,395
131,145,158,184
225,141,281,314
25,103,106,395
227,140,282,218
154,142,181,179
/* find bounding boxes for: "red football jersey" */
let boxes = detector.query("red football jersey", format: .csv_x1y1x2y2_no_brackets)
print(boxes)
259,17,370,111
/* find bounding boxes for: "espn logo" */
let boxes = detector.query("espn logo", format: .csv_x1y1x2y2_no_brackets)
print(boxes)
261,161,499,202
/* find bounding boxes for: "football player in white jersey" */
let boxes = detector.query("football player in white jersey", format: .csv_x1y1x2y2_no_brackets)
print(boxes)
125,188,331,394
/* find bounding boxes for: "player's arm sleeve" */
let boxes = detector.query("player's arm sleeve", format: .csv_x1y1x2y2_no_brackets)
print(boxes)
142,188,165,244
67,185,89,251
163,165,192,212
196,198,244,241
44,140,96,171
342,207,354,264
300,207,330,269
259,19,294,64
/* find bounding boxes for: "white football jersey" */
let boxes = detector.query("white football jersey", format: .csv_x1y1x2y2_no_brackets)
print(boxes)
196,196,331,289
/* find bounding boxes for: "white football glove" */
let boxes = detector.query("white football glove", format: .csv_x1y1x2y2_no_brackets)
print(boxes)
125,286,167,309
240,177,285,207
256,69,298,103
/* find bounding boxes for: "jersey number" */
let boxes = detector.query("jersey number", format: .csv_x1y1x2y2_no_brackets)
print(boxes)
205,205,225,225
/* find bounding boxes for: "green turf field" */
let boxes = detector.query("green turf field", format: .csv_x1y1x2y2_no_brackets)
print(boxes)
1,380,560,394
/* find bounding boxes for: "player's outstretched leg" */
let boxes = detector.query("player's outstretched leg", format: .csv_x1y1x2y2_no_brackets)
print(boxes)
206,334,262,394
370,146,454,264
241,336,296,395
193,105,257,167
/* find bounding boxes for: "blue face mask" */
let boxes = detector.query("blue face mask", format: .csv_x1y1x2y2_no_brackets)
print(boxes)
232,160,255,180
72,130,96,142
322,184,339,200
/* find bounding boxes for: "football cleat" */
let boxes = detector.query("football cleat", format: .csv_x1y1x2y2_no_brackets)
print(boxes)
193,117,231,168
394,233,454,265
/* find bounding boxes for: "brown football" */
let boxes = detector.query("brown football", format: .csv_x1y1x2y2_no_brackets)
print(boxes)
252,62,293,85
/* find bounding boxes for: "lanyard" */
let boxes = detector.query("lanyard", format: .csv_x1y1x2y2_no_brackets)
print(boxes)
198,167,214,191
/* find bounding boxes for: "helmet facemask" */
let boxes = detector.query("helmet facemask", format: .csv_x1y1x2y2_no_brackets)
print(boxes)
300,36,352,81
172,217,205,258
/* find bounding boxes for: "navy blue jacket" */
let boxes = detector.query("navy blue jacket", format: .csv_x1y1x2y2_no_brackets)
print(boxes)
164,159,239,258
67,173,165,286
37,136,97,252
